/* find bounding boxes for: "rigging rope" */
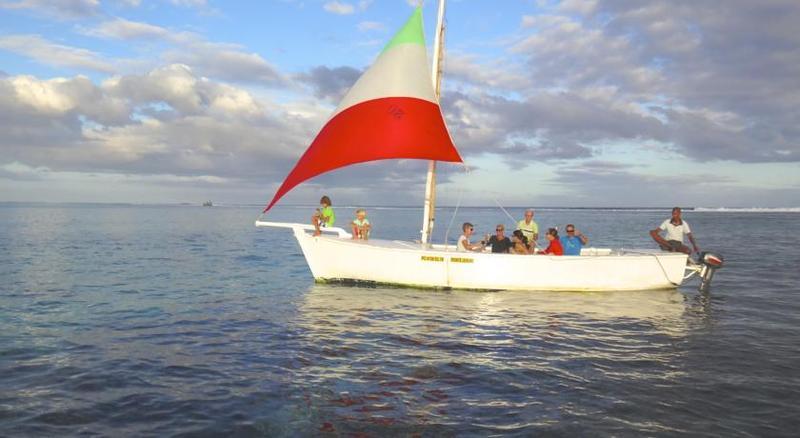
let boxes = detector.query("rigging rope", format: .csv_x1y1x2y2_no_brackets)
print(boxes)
441,164,534,249
443,164,470,249
494,199,517,225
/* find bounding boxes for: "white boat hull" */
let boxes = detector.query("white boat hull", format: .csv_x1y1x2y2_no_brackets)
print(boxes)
256,221,691,291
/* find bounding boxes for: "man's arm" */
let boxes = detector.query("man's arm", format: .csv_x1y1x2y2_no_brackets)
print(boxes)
462,237,484,252
576,230,588,244
468,241,485,252
687,232,699,253
650,228,667,245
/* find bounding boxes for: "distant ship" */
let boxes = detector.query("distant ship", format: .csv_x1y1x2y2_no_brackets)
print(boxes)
202,201,213,207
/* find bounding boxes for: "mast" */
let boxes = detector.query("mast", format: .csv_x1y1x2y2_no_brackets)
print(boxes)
421,0,446,245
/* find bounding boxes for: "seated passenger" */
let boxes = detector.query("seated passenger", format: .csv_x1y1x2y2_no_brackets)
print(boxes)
510,230,531,254
487,224,512,253
539,228,564,255
457,222,486,252
311,195,335,236
560,224,588,256
649,207,699,255
351,208,371,240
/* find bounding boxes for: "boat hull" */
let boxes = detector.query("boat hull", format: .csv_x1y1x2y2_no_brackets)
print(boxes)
257,222,689,291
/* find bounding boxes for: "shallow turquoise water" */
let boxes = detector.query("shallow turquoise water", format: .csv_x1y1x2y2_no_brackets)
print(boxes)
1,204,799,436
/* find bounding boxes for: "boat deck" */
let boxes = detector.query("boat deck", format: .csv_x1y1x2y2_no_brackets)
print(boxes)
314,234,665,258
256,220,669,258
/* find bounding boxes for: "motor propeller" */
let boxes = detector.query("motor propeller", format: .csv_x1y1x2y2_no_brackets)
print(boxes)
697,251,724,292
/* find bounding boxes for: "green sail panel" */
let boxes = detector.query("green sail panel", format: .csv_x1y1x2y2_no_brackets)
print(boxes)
381,7,425,53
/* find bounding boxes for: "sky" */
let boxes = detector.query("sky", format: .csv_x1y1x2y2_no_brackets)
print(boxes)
0,0,798,208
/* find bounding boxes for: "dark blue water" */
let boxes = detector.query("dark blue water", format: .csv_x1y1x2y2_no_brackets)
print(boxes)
2,204,799,436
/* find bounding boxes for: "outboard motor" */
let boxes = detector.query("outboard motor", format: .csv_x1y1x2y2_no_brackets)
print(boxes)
697,251,724,292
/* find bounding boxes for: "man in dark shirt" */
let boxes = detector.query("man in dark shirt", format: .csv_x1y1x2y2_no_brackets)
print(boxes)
487,224,512,253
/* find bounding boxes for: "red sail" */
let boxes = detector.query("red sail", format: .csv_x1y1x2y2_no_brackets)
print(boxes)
263,96,462,212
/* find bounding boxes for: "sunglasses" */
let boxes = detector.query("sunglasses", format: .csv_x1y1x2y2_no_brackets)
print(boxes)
496,228,504,231
566,229,575,233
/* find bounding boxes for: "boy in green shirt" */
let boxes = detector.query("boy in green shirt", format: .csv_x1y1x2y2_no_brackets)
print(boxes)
312,195,335,236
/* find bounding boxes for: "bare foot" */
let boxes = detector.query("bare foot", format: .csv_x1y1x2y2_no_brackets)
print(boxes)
313,231,321,236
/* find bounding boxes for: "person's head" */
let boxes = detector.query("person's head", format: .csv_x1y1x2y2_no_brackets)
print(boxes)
671,206,682,220
320,195,332,207
512,229,527,245
565,224,575,236
524,209,534,221
495,224,505,236
546,227,558,240
462,222,474,235
355,208,366,219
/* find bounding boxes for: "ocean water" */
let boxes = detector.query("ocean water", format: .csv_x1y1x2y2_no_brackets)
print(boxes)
1,203,799,436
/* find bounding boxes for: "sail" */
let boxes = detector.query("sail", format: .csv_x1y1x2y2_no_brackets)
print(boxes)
263,7,462,212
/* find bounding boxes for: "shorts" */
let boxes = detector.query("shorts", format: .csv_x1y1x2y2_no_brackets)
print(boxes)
660,239,687,252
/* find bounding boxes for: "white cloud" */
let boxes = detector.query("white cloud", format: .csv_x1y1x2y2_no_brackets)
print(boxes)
558,0,598,15
82,17,169,39
0,34,115,73
521,0,800,163
169,0,206,7
0,0,100,19
357,21,385,32
444,52,531,91
323,1,355,15
0,160,228,186
80,18,288,86
0,67,316,181
162,41,287,86
10,76,77,113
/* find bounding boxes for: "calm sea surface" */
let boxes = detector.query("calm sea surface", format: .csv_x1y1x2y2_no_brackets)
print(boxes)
1,203,799,436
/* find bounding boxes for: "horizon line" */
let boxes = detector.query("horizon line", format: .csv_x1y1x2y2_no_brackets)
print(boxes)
2,201,799,210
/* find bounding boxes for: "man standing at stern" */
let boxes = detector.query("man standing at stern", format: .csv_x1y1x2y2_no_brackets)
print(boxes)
650,207,699,255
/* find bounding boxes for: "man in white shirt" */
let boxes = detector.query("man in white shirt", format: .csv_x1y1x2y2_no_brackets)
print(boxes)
649,207,700,254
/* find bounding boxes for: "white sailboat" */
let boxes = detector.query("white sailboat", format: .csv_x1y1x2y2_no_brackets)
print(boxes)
256,1,721,292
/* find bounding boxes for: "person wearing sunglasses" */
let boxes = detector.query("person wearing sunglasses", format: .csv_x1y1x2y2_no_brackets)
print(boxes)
486,224,512,253
560,224,588,256
538,228,564,255
457,222,486,252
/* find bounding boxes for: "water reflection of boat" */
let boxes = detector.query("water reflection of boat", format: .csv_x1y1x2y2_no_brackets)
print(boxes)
290,285,690,433
298,285,689,335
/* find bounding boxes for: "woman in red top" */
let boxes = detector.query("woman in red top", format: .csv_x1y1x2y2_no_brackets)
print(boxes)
539,228,563,255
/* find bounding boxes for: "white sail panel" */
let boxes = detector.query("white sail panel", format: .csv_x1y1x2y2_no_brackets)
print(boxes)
332,43,436,118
